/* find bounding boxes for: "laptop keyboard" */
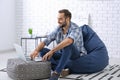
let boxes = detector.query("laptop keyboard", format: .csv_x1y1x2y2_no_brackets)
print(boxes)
26,58,32,61
26,56,32,61
26,56,42,62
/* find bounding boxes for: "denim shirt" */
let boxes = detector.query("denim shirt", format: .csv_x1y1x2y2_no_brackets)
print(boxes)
43,22,87,55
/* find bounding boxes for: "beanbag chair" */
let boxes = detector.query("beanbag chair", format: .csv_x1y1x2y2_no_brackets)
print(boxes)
68,25,109,73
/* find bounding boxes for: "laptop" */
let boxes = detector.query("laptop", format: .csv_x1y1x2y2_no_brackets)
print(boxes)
14,44,42,62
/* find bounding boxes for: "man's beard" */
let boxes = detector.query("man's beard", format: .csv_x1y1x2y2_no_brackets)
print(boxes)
60,22,67,28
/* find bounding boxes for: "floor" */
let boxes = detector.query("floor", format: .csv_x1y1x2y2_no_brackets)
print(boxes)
0,50,120,80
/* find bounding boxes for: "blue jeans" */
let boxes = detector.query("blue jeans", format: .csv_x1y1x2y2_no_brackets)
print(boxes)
40,45,108,74
40,44,80,74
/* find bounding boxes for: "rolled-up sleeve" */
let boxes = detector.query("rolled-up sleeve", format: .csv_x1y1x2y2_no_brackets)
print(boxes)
43,29,57,46
66,28,80,43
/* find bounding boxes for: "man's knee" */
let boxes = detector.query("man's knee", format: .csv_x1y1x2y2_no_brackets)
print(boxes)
40,48,50,57
63,44,73,50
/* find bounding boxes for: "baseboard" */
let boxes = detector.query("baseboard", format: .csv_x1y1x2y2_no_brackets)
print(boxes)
0,49,15,53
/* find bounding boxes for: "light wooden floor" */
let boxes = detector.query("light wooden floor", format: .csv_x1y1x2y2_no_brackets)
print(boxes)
0,50,120,80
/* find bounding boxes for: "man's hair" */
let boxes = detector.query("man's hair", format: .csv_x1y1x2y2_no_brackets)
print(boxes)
58,9,72,19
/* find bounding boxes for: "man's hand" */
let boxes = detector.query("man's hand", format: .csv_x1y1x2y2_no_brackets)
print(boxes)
30,50,39,60
42,50,54,61
30,42,45,60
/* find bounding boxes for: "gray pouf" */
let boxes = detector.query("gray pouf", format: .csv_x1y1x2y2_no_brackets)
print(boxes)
7,58,51,80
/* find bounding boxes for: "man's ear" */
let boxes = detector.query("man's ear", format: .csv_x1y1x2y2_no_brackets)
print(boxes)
66,17,70,21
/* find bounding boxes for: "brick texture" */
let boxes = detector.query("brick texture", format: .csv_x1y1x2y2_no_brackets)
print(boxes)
16,0,120,58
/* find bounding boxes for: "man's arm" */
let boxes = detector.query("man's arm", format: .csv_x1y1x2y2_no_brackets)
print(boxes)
35,41,45,52
51,37,73,52
42,38,73,61
30,41,45,59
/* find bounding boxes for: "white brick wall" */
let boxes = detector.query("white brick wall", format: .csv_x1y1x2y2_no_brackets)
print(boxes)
16,0,120,58
15,0,23,44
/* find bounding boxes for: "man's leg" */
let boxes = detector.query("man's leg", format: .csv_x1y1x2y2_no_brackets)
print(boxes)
55,44,80,73
40,48,61,71
49,44,80,80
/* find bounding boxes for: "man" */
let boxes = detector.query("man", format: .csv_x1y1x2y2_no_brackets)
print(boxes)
30,9,109,80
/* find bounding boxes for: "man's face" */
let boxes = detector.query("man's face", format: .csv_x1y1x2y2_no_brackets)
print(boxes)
57,13,67,28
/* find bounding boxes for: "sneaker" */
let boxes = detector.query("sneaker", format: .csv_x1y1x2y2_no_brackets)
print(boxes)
60,68,70,78
49,71,60,80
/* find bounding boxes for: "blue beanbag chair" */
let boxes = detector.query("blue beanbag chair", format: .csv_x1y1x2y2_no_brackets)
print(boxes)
68,25,109,74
